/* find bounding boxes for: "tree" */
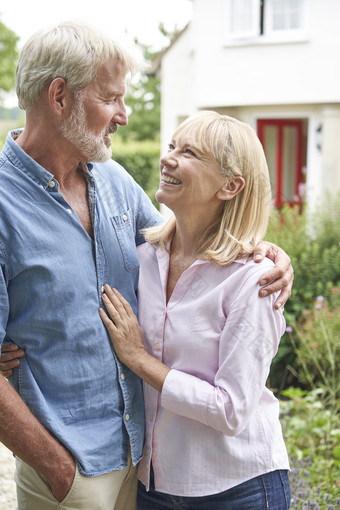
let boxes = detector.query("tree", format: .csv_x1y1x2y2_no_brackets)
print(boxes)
122,72,161,142
120,40,161,142
0,20,19,103
121,24,181,142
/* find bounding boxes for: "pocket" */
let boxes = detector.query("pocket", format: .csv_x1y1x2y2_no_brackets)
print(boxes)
15,456,78,508
110,210,139,272
58,465,80,506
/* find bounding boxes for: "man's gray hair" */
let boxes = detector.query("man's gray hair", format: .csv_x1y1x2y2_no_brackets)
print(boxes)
16,21,145,110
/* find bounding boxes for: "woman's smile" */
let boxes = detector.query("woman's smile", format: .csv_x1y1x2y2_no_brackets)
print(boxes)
161,174,182,185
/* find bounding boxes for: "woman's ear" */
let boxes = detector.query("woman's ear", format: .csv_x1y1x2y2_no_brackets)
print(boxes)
217,176,245,201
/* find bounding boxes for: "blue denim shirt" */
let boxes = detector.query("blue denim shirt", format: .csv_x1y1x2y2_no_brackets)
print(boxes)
0,130,163,475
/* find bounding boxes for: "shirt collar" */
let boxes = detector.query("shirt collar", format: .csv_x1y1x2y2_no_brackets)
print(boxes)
155,233,249,267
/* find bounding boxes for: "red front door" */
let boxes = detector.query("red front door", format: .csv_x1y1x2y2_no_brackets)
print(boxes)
257,119,307,207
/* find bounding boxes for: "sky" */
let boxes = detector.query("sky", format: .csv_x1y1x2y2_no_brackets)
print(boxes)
0,0,193,106
0,0,193,49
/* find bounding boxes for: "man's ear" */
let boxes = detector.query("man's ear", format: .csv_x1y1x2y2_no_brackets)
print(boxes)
216,176,245,201
48,78,70,115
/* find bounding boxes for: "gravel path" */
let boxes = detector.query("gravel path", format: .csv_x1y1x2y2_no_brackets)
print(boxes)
0,443,17,510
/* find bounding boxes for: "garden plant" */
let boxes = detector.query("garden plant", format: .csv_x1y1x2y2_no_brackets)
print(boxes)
266,199,340,508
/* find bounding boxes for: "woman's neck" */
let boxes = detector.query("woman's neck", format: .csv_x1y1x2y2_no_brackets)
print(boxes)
170,219,204,259
166,208,223,302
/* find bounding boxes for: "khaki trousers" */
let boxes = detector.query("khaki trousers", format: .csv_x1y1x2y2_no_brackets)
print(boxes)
15,454,137,510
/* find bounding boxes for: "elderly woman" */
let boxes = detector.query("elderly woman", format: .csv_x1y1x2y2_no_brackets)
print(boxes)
99,112,291,510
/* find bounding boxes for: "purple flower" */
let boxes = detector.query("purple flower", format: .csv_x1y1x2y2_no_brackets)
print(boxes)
286,326,293,333
316,296,324,302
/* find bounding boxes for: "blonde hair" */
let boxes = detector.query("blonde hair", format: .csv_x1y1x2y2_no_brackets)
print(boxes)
16,21,145,110
144,111,272,266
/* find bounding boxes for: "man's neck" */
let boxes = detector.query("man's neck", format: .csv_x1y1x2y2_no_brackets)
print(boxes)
15,126,84,182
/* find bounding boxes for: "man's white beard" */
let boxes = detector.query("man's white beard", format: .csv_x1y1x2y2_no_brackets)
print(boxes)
60,93,112,163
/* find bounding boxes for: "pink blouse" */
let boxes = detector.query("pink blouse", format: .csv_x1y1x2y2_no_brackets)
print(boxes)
136,242,290,497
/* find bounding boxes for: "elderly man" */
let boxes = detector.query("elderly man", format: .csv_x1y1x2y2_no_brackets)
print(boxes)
0,21,292,510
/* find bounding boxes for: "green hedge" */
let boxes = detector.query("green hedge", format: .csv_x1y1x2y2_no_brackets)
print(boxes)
111,136,160,208
265,197,340,391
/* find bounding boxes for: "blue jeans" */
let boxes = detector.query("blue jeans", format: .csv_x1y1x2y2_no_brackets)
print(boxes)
137,468,291,510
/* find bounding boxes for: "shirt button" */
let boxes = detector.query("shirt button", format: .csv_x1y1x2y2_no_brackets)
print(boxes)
101,285,105,293
122,214,128,221
48,181,55,188
67,209,72,214
125,413,130,421
155,343,161,351
149,414,154,421
39,184,44,189
121,373,125,380
152,450,157,457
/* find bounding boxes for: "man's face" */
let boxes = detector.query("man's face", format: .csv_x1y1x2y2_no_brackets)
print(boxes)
60,60,128,162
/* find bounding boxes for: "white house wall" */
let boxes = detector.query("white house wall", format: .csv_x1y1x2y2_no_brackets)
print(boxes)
191,0,340,108
160,28,196,155
160,0,340,206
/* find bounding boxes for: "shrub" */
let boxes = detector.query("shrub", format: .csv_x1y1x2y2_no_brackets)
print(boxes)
287,288,340,407
280,387,340,508
265,198,340,390
111,135,160,208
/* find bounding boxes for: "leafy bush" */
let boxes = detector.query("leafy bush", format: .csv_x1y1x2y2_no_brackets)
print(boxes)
111,135,160,208
0,112,25,149
287,288,340,406
265,198,340,390
280,387,340,508
0,132,5,149
266,200,340,321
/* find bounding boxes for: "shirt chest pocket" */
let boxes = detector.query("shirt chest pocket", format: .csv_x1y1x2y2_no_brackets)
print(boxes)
110,211,140,272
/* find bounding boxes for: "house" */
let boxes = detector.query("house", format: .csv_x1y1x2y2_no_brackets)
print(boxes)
158,0,340,209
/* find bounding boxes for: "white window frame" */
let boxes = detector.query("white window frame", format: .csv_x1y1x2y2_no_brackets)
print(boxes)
225,0,261,41
224,0,308,45
264,0,308,40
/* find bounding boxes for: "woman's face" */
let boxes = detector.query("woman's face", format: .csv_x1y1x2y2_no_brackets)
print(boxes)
156,134,227,218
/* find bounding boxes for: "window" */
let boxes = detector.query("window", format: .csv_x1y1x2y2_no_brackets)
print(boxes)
265,0,305,36
225,0,307,42
227,0,260,39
